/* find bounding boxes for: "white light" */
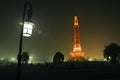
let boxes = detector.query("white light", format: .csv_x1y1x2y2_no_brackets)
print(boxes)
11,58,15,61
29,56,33,63
108,56,111,59
88,58,93,61
0,58,4,60
29,56,32,60
28,60,32,64
104,58,107,61
23,21,35,37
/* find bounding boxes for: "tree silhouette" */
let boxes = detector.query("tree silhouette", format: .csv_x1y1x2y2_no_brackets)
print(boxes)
103,43,120,63
21,52,29,64
53,52,64,63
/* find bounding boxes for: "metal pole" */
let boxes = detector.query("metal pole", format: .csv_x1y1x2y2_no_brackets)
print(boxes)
17,2,32,80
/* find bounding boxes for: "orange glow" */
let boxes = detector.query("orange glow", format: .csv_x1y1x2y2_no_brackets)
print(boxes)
73,44,81,52
70,16,85,61
74,16,78,26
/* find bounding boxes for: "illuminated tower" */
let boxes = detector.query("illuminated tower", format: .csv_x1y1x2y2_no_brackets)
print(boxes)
70,16,85,61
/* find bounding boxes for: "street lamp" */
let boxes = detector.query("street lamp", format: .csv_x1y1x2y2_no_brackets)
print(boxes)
23,21,35,37
17,2,34,80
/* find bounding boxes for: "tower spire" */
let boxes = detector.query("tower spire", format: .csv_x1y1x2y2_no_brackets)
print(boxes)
74,16,78,26
70,16,85,61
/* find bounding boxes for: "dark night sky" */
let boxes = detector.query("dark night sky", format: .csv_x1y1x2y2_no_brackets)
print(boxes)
0,0,120,62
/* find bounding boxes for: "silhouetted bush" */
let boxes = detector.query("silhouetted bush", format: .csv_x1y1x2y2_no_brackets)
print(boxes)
21,52,30,64
53,52,64,64
103,43,120,63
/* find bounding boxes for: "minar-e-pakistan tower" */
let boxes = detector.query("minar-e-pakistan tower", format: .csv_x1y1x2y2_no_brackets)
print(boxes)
70,16,85,61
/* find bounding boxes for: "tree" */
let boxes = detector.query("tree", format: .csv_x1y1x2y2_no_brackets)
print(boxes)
53,52,64,64
103,43,120,63
21,52,29,64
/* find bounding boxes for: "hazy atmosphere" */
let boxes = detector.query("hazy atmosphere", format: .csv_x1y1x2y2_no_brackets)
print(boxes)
0,0,120,62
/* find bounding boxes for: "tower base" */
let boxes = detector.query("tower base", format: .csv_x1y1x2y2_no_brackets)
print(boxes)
70,51,86,61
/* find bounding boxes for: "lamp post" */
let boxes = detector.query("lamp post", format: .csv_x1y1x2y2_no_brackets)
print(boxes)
17,2,34,80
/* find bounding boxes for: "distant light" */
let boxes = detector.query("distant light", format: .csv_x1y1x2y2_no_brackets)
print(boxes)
23,21,35,37
0,58,4,61
29,56,33,63
11,58,15,61
108,56,111,59
103,58,107,61
29,56,32,60
88,58,93,61
19,22,23,26
28,60,32,64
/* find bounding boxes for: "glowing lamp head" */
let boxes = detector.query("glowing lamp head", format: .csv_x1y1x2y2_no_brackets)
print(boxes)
23,21,35,37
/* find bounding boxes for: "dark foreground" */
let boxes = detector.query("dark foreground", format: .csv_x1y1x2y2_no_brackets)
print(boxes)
0,61,120,80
